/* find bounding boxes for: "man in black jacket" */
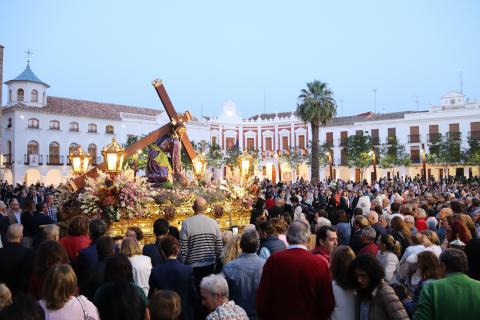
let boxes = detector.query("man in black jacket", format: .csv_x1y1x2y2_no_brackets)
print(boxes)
30,202,54,249
143,218,169,267
0,224,34,296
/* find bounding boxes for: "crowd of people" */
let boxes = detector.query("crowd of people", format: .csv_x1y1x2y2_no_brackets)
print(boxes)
0,176,479,319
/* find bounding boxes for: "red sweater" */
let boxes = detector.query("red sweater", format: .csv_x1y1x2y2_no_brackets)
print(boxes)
59,235,91,263
256,248,335,320
358,242,379,256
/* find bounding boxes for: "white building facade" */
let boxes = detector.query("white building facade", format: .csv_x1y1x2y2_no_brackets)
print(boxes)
1,62,479,185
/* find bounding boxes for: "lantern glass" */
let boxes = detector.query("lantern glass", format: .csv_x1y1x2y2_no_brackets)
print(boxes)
241,159,250,175
106,153,118,172
69,144,91,174
72,157,82,173
193,155,206,178
101,138,126,174
82,157,90,172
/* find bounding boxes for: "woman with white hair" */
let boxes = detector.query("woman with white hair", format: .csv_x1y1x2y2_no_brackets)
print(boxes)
200,274,248,320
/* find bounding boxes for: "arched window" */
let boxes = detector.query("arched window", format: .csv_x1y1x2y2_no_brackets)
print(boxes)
8,90,11,102
88,144,97,165
69,122,79,132
69,143,79,155
105,125,114,134
31,89,38,102
28,118,39,129
27,140,39,155
17,89,24,101
49,120,60,130
88,123,97,133
49,142,60,164
7,118,12,128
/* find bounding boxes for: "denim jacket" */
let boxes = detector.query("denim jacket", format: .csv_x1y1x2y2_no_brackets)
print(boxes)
222,253,266,319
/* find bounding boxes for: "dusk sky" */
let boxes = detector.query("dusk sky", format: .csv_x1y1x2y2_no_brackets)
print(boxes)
1,0,479,118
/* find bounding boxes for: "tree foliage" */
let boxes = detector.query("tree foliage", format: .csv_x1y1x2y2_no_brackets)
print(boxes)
122,135,148,171
225,145,241,167
296,80,336,184
344,134,372,179
379,137,411,175
427,133,462,177
206,142,224,169
282,148,308,175
463,137,480,172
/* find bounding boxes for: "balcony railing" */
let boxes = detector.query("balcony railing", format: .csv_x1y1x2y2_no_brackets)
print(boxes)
24,154,44,165
339,138,348,146
408,134,421,143
47,155,64,165
371,137,380,145
340,159,348,166
427,133,441,143
446,132,461,141
325,141,334,148
386,136,397,144
469,131,480,140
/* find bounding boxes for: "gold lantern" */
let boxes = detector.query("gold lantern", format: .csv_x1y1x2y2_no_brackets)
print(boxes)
101,137,126,174
69,144,91,174
192,153,207,180
238,150,253,178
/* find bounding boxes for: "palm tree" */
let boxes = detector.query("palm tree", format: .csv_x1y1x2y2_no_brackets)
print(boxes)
296,80,336,184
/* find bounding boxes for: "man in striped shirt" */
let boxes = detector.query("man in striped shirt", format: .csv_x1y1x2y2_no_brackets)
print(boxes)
179,196,223,287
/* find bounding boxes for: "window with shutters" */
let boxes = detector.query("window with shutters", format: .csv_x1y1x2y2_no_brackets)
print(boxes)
247,138,255,151
282,136,289,150
326,132,333,146
409,126,420,143
371,129,379,145
265,137,273,151
298,135,305,149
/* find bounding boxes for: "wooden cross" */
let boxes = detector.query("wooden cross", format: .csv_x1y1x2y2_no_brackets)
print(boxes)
72,80,197,189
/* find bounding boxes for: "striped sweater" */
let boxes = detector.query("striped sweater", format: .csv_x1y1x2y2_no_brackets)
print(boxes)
179,214,223,268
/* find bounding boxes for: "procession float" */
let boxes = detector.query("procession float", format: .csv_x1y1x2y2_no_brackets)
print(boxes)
59,80,257,242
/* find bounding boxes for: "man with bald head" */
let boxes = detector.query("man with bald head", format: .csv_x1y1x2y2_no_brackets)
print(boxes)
179,196,223,287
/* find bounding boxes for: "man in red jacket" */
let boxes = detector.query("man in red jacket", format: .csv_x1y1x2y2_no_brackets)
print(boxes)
256,220,335,320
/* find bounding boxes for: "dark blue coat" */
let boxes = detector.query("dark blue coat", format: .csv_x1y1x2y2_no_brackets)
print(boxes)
149,259,197,320
30,211,53,248
77,243,98,294
143,240,166,267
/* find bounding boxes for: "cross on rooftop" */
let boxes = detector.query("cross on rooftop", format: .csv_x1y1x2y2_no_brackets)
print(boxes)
25,49,33,64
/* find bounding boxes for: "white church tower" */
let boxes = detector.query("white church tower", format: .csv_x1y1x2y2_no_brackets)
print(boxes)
4,62,49,107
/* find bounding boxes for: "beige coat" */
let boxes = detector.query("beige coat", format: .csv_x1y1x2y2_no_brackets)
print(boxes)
356,280,409,320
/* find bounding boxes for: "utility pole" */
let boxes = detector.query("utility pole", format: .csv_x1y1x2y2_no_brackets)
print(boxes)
263,88,266,114
459,71,463,93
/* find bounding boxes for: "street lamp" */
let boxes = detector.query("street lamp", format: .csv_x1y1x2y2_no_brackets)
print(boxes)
238,151,253,178
69,144,91,175
192,153,207,181
327,151,333,180
369,150,377,183
421,143,427,183
101,137,126,175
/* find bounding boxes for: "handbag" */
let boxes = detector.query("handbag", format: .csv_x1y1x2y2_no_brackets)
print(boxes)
76,296,96,320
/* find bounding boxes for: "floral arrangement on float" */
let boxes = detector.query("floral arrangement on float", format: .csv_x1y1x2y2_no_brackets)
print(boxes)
79,169,158,223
